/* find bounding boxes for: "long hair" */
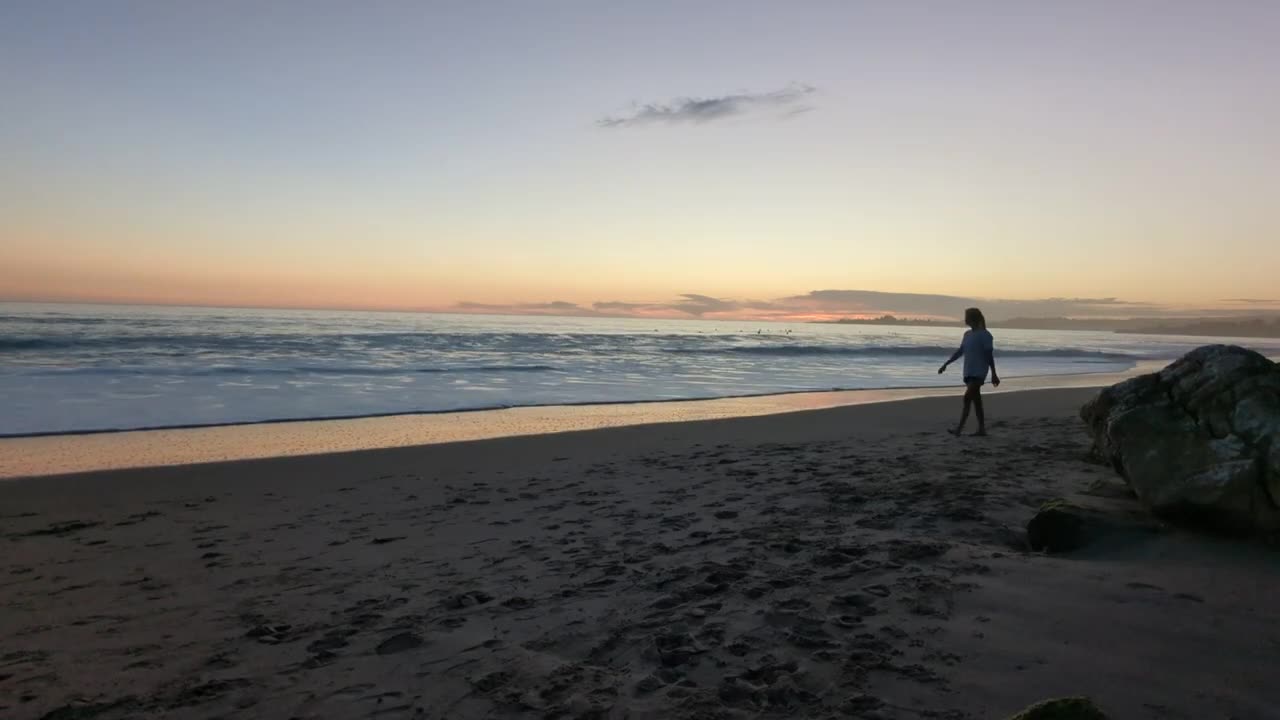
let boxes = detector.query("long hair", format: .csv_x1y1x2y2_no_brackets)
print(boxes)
964,307,986,330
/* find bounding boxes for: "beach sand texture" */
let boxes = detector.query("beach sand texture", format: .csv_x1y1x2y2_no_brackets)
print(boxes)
2,389,1276,719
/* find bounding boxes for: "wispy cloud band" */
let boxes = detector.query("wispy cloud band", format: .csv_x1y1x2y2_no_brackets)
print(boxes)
598,83,815,128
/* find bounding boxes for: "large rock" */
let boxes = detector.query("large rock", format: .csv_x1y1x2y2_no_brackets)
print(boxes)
1081,345,1280,534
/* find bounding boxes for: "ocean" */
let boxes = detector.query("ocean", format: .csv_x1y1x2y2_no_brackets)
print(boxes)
4,302,1278,436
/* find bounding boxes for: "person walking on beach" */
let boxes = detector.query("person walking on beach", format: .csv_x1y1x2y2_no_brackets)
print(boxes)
937,307,999,436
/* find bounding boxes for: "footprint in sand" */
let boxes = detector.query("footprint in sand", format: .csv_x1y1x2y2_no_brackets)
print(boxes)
441,591,493,610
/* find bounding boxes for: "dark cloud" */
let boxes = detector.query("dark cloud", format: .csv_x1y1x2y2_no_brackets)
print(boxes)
1222,298,1277,304
598,84,815,128
592,301,659,312
540,301,581,312
672,294,741,316
457,289,1264,322
456,300,587,314
985,297,1156,319
788,290,972,317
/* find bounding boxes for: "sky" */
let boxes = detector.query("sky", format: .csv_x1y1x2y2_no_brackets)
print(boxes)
2,1,1278,321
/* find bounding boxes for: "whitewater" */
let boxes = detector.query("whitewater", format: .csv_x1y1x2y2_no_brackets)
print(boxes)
5,303,1279,436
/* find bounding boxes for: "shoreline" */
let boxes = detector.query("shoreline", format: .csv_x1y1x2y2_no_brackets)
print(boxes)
0,366,1152,480
0,366,1139,441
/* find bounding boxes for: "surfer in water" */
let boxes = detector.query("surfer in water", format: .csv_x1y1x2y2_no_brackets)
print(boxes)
938,307,999,436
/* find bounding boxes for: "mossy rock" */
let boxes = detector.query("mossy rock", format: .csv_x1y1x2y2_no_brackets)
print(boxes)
1026,500,1092,553
1005,696,1109,720
1027,498,1165,553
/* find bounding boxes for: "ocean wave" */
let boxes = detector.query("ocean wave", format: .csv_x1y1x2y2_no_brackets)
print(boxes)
0,331,633,352
0,315,112,325
23,364,560,377
1,337,80,350
1,331,1147,363
663,344,1144,360
0,334,360,351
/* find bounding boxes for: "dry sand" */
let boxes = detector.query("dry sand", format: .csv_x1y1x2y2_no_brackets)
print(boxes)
2,388,1277,719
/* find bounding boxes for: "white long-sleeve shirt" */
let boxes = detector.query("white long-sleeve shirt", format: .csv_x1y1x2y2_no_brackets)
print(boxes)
961,328,994,381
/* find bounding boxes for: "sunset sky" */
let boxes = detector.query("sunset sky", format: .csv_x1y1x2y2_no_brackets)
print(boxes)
2,2,1277,321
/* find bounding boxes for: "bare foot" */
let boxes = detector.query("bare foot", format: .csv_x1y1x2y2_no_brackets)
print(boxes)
948,427,963,436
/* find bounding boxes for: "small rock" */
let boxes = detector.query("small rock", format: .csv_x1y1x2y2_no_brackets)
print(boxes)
1026,500,1092,553
1005,696,1110,720
840,693,885,714
1026,499,1157,553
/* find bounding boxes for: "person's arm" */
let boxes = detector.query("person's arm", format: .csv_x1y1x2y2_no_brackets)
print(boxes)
939,345,964,374
987,342,1000,386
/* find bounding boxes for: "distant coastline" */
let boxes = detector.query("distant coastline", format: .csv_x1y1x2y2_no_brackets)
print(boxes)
817,315,1280,339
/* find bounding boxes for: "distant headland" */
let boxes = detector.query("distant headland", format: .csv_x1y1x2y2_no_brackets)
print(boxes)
816,314,1280,339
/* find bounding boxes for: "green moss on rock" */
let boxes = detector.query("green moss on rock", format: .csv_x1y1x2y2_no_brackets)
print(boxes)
1026,500,1089,553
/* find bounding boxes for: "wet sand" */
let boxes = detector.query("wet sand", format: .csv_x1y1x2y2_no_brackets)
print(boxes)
1,387,1276,719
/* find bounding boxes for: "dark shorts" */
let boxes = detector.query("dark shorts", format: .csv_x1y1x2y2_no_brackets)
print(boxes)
963,376,984,387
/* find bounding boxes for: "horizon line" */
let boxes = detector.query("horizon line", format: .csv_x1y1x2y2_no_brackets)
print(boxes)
3,297,1279,325
0,297,812,323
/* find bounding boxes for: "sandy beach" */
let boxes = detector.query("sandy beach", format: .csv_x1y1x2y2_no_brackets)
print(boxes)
2,387,1277,719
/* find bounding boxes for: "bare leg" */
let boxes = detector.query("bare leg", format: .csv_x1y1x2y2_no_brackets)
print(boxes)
952,385,974,435
972,385,986,435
